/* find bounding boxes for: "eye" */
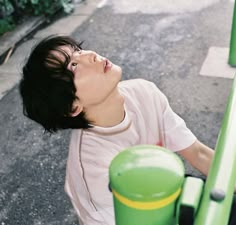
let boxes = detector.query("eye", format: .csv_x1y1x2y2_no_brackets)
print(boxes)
71,62,78,71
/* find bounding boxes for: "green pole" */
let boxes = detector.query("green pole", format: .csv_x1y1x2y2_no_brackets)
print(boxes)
229,1,236,66
194,76,236,225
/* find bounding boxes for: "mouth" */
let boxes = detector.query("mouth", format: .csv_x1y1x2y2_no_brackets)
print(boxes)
104,59,112,73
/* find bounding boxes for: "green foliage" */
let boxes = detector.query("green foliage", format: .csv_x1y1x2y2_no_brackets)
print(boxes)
0,17,15,35
29,0,74,16
0,0,74,35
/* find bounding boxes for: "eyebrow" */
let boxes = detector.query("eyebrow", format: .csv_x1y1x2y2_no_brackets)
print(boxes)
68,46,82,64
57,47,72,67
58,44,82,68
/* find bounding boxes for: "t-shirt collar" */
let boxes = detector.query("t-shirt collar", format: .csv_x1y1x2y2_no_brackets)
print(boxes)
87,106,131,135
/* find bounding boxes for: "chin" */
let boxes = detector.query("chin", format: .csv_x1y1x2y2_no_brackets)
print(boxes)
110,64,122,78
115,65,122,78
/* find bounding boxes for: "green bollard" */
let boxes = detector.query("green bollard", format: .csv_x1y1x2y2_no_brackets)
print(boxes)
229,0,236,66
109,145,185,225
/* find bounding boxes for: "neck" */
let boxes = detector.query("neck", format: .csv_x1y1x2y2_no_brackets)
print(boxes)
85,88,125,127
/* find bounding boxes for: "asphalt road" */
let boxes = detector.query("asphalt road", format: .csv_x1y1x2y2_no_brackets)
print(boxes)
0,0,235,224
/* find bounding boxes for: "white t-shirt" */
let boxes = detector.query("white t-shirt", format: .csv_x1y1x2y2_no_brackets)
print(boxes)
65,79,196,225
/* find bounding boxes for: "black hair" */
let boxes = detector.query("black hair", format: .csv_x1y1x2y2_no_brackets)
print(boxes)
19,35,92,132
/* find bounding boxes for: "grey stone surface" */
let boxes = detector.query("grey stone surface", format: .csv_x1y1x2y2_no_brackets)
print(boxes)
200,47,236,78
108,0,221,14
34,1,101,39
0,0,235,224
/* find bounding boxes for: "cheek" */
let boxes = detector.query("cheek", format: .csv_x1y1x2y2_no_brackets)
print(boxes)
78,64,102,77
75,81,105,103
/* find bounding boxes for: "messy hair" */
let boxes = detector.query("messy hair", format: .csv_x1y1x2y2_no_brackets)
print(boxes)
19,35,92,132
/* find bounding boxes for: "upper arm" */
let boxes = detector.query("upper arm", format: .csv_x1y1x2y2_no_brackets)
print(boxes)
178,140,215,176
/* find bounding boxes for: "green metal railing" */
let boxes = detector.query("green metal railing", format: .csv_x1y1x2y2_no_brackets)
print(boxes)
194,75,236,225
229,0,236,66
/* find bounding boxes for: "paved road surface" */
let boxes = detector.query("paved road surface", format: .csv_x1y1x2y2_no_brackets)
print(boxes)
0,0,235,224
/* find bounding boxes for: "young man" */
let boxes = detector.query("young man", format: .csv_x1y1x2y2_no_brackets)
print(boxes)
20,35,235,225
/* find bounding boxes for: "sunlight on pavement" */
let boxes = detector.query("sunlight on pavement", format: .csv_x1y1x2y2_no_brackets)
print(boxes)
200,47,236,79
108,0,220,14
97,0,108,8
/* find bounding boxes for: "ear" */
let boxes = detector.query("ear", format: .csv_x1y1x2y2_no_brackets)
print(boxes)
70,101,83,117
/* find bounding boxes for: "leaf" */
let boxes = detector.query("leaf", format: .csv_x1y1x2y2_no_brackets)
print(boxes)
31,0,39,5
62,2,74,14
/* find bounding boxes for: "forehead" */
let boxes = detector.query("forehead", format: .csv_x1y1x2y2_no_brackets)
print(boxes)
59,45,73,54
52,45,73,57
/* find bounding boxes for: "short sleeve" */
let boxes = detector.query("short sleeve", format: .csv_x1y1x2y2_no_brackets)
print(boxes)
162,99,197,152
128,79,197,152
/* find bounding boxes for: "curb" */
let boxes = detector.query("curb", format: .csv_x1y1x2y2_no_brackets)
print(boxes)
0,16,49,65
0,0,100,101
0,0,87,65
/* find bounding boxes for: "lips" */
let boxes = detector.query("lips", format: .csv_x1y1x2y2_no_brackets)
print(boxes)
104,59,112,73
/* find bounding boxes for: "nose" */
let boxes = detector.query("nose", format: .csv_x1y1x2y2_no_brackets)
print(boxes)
79,50,97,63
